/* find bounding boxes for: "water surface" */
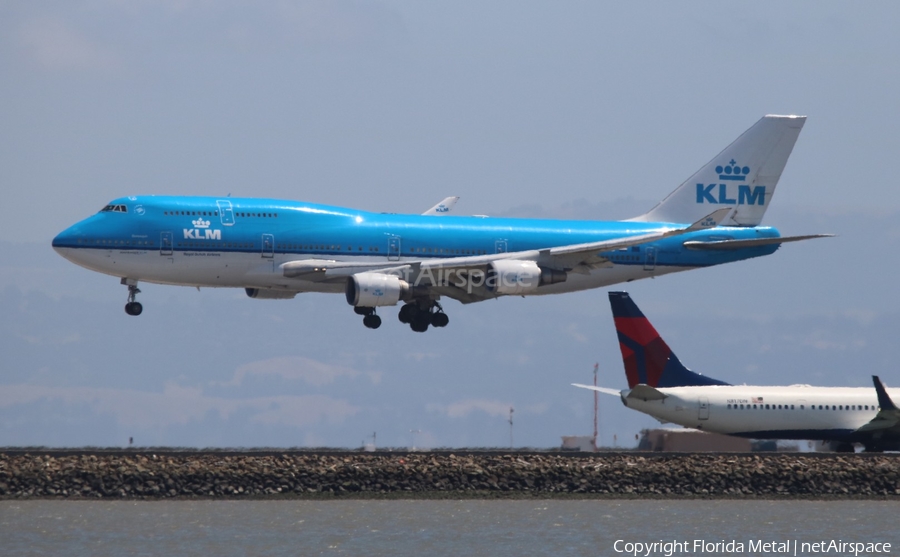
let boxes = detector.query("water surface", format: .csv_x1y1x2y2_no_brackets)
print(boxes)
1,500,896,556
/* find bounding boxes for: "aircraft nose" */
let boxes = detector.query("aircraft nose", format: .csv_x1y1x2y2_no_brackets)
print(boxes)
52,222,84,257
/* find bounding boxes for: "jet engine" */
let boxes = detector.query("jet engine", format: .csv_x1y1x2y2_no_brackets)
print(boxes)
345,273,410,307
487,260,567,295
245,288,298,299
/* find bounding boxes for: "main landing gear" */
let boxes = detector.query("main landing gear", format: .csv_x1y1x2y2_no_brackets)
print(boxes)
398,300,449,333
122,278,143,316
354,306,382,329
352,300,449,332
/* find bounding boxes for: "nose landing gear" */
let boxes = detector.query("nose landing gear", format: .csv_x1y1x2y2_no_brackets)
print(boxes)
122,278,143,316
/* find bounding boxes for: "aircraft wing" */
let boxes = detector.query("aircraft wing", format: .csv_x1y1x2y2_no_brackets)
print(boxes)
422,196,459,215
683,234,834,251
418,207,731,303
571,383,622,397
855,376,900,434
281,208,732,299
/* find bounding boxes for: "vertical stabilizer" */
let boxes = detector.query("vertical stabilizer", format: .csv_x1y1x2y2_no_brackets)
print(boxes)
422,196,459,215
609,292,729,388
632,115,806,227
873,376,898,412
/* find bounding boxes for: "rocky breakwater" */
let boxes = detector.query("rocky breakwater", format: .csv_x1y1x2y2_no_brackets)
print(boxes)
1,452,899,499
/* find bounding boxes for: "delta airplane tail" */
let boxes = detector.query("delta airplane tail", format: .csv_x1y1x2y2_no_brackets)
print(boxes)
609,291,729,388
632,115,806,227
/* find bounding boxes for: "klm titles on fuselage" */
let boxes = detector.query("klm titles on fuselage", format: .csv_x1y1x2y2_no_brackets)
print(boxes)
696,160,765,205
184,218,222,240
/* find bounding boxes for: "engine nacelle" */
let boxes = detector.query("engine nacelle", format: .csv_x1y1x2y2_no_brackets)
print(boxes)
487,260,567,295
345,273,410,307
488,260,541,295
245,288,298,300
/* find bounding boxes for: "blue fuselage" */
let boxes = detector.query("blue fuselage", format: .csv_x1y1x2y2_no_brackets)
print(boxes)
54,197,780,261
52,195,781,296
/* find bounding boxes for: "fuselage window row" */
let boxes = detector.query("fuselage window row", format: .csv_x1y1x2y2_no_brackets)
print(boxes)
274,245,385,253
77,239,154,246
160,210,279,218
178,243,252,248
163,211,220,216
726,404,799,410
725,403,872,411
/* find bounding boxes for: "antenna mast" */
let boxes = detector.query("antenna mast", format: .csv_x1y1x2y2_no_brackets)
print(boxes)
593,362,599,451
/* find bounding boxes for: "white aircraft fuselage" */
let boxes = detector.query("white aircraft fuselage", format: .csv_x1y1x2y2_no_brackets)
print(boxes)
575,292,900,452
622,385,898,442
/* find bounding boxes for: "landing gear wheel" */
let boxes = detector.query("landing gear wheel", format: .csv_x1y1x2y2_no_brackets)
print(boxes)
363,314,382,329
410,312,431,333
398,303,417,324
125,302,143,316
403,299,449,332
431,312,449,328
354,306,380,329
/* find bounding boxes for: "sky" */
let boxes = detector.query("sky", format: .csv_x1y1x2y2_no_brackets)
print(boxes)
1,1,899,449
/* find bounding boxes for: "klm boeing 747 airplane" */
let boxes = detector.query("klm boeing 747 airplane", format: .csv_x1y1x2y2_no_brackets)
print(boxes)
53,115,829,332
574,292,900,452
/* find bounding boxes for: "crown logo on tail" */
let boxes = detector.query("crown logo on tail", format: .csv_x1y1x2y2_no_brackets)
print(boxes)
715,159,750,181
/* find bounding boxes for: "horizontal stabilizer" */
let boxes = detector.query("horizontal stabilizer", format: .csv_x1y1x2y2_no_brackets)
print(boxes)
625,384,668,401
683,234,834,251
571,383,622,396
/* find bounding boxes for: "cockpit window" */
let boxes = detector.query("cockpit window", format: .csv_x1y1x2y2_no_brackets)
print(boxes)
100,204,128,213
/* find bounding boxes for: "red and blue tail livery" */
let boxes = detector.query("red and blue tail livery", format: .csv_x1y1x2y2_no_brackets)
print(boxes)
609,292,729,388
